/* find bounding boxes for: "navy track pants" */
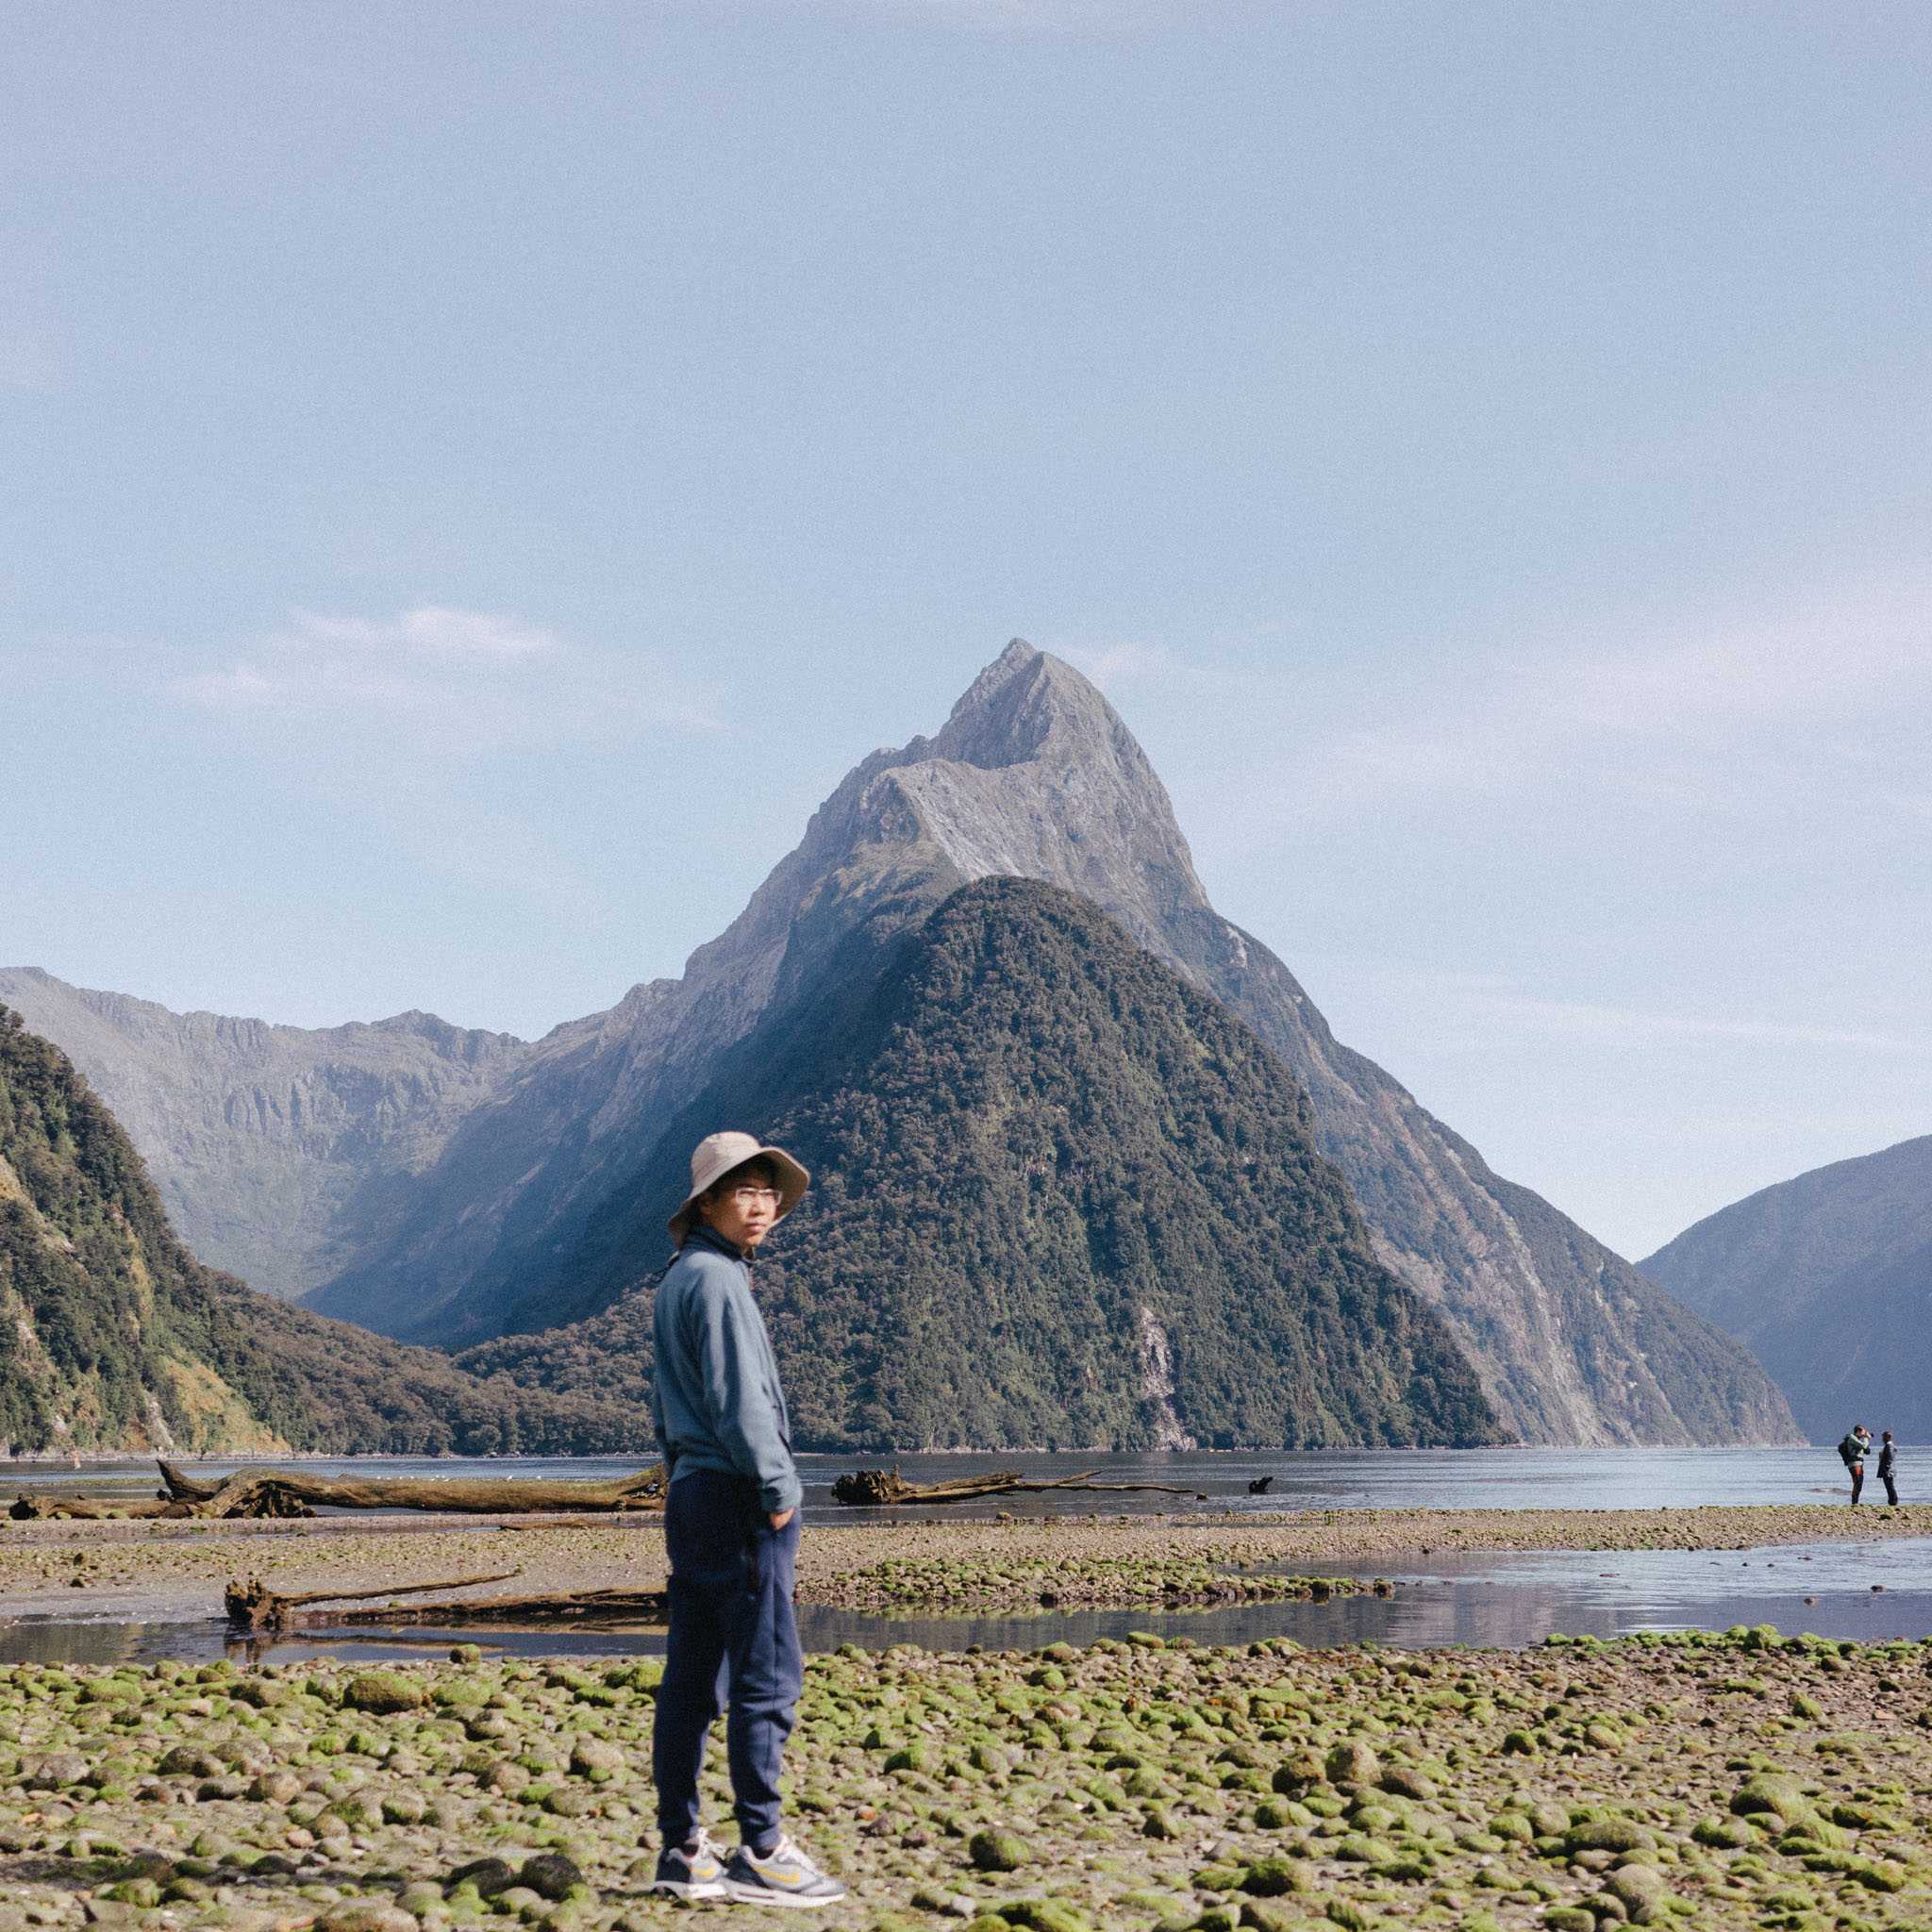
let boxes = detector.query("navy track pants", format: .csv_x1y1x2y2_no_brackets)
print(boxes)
652,1469,803,1852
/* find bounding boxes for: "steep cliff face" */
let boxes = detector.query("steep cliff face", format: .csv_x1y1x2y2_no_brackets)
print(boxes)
0,1006,637,1455
458,881,1505,1451
0,969,525,1300
1641,1135,1932,1442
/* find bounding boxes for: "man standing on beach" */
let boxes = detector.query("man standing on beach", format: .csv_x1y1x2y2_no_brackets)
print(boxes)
1878,1431,1899,1507
1839,1424,1873,1505
649,1131,845,1907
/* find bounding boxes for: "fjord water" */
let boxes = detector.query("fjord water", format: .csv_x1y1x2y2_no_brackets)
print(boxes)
6,1447,1928,1667
8,1443,1881,1513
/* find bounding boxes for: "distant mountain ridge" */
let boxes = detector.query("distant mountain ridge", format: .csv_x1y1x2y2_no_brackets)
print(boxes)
0,1004,637,1455
14,642,1798,1445
457,878,1506,1450
0,967,526,1301
1641,1135,1932,1443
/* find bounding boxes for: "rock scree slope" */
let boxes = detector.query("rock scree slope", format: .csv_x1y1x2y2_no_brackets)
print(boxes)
457,877,1506,1451
1641,1132,1932,1443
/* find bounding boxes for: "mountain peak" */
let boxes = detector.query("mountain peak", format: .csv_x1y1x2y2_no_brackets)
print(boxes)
810,641,1216,962
925,641,1124,774
74,631,1796,1450
948,636,1040,711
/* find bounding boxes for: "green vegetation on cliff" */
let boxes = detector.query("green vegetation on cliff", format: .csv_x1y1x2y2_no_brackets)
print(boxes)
459,879,1503,1451
0,1005,639,1455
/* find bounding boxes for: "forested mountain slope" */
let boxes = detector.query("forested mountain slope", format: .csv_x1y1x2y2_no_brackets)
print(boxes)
419,645,1793,1446
0,1006,636,1455
1641,1135,1932,1442
455,880,1504,1451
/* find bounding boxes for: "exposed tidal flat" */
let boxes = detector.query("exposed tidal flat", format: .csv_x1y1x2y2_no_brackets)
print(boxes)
0,1623,1931,1931
1,1500,1931,1680
4,1471,1932,1930
4,1504,1932,1638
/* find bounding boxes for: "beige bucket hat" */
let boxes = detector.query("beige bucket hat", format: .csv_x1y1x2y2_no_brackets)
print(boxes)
669,1130,810,1243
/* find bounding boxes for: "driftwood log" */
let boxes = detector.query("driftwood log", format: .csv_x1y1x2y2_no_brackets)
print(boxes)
8,1493,180,1522
225,1572,669,1631
225,1570,524,1630
831,1467,1208,1506
157,1459,667,1519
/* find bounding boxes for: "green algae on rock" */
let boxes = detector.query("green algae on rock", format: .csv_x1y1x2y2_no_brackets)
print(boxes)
0,1627,1928,1927
816,1552,1393,1614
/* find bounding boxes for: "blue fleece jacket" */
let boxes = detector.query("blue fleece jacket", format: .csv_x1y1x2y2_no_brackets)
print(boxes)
651,1224,802,1516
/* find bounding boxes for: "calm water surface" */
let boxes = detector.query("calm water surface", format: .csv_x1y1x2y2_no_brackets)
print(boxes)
3,1448,1924,1666
9,1443,1902,1515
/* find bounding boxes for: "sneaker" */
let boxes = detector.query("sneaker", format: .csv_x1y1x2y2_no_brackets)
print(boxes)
722,1833,847,1907
653,1826,728,1898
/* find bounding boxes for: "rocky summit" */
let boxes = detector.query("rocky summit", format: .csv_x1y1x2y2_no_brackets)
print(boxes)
14,642,1796,1445
1641,1132,1932,1444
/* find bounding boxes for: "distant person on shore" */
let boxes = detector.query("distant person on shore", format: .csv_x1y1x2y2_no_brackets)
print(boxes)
1838,1424,1873,1505
1879,1431,1899,1507
649,1131,845,1907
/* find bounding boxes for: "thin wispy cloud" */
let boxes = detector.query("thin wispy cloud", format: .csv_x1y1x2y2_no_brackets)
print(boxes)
1281,574,1932,823
284,607,555,659
1056,637,1250,702
1466,991,1930,1057
1060,639,1181,687
0,332,62,394
1307,961,1929,1059
178,605,716,755
830,0,1203,37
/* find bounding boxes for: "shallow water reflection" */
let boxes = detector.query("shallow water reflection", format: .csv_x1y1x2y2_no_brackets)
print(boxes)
5,1537,1929,1667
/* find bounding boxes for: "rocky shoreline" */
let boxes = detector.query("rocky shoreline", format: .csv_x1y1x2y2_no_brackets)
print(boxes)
0,1507,1928,1927
0,1624,1928,1930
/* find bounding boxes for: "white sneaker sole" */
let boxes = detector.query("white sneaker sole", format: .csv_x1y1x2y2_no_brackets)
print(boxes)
721,1877,845,1907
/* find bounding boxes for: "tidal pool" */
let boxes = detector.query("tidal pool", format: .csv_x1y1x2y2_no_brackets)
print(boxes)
5,1535,1927,1668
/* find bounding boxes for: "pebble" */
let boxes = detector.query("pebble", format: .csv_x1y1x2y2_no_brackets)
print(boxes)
0,1508,1924,1928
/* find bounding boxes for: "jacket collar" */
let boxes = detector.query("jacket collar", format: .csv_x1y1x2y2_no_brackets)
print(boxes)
684,1222,750,1265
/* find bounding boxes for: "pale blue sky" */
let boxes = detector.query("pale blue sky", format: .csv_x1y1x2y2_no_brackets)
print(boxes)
3,1,1927,1258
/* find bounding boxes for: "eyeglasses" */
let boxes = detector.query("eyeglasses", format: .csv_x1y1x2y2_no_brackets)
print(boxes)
726,1186,783,1208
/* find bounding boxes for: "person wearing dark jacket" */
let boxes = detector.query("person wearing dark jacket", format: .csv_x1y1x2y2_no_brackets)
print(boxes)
649,1131,844,1907
1839,1424,1873,1504
1879,1431,1899,1507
